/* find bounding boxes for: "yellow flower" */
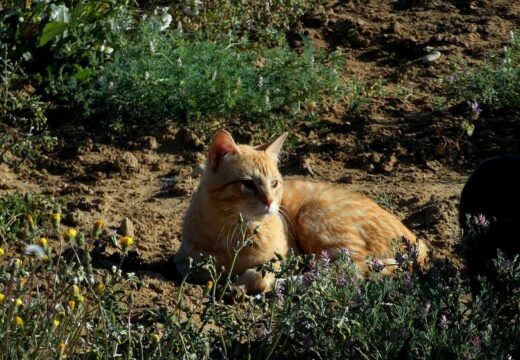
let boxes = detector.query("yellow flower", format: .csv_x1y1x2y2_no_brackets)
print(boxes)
58,342,66,353
0,293,5,302
14,316,23,327
36,237,48,248
15,298,23,307
52,319,60,328
64,228,77,242
94,219,104,230
26,214,34,226
206,281,213,291
0,247,4,256
67,300,76,310
70,285,81,299
119,236,134,251
94,283,105,295
19,277,27,286
50,212,61,227
151,333,161,344
93,219,104,238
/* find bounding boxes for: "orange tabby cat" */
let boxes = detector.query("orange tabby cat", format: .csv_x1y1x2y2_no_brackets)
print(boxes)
175,130,428,293
175,130,296,293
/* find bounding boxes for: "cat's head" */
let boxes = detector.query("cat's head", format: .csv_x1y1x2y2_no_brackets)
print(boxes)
202,130,288,220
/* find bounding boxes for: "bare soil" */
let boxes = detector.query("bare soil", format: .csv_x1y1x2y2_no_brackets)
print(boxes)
1,0,519,310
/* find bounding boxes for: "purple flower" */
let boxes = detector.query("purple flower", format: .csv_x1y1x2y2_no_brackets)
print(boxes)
438,314,449,329
447,74,455,83
336,272,347,287
370,258,385,272
474,213,490,230
470,100,482,117
276,281,285,301
471,335,481,355
320,250,331,268
420,301,432,317
403,271,412,285
303,266,317,287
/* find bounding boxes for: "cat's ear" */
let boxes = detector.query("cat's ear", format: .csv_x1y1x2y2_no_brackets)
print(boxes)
209,130,240,171
256,132,288,160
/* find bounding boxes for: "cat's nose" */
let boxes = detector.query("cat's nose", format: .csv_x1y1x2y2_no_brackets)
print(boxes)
263,198,273,207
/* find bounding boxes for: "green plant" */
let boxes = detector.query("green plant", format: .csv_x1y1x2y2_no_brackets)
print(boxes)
439,30,520,139
345,79,386,115
0,203,518,359
0,45,57,166
0,192,64,244
166,0,326,46
0,0,134,83
60,23,344,133
442,30,520,110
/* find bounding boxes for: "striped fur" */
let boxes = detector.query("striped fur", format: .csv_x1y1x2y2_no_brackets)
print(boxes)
175,130,428,292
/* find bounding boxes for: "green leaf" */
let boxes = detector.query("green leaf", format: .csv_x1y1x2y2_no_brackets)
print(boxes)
38,21,68,47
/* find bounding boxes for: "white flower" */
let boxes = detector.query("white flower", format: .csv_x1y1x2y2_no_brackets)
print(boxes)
24,245,47,260
49,4,70,23
160,13,173,31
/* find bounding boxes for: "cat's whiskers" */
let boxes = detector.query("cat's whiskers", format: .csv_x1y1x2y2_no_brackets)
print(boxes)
278,205,296,238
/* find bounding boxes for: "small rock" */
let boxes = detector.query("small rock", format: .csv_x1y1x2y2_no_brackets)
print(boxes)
119,218,135,238
142,136,159,150
381,155,397,173
338,175,354,184
390,21,403,36
115,152,139,172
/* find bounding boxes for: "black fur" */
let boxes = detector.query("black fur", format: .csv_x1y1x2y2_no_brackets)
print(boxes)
459,154,520,293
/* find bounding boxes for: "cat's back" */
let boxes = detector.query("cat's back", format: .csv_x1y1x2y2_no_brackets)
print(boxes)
281,179,423,275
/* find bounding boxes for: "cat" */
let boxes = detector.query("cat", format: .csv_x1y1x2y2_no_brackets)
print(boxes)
175,130,428,293
459,154,520,294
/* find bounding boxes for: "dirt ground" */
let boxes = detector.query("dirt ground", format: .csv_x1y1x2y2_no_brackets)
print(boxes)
1,0,519,310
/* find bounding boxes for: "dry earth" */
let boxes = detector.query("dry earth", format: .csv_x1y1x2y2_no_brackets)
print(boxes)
1,0,519,310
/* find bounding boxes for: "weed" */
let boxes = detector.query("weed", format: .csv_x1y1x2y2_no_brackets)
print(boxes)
60,23,344,133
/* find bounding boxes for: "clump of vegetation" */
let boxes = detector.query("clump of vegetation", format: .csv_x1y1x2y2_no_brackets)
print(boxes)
1,47,57,166
160,0,325,46
0,194,518,359
60,23,344,132
0,0,134,83
440,30,520,136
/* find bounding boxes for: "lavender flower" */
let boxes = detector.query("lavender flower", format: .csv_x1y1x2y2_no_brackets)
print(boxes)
276,281,285,301
438,313,449,330
474,213,490,230
471,335,481,355
369,258,385,272
320,250,331,268
336,272,347,287
447,74,455,83
470,100,482,118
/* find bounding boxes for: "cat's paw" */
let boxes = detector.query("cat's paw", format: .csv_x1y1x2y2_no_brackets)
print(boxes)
236,268,276,293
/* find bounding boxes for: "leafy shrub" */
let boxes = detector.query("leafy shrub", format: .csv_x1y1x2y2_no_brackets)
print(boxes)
60,23,343,132
1,47,57,166
156,0,325,46
442,30,520,110
0,192,64,244
0,0,134,82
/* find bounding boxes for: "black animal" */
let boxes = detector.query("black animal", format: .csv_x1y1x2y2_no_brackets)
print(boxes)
459,154,520,293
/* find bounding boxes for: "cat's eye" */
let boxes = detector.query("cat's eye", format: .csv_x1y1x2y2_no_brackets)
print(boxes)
240,179,256,190
270,180,279,188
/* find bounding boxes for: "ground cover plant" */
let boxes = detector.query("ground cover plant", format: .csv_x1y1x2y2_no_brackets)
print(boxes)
60,22,344,132
0,193,518,359
440,30,520,138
